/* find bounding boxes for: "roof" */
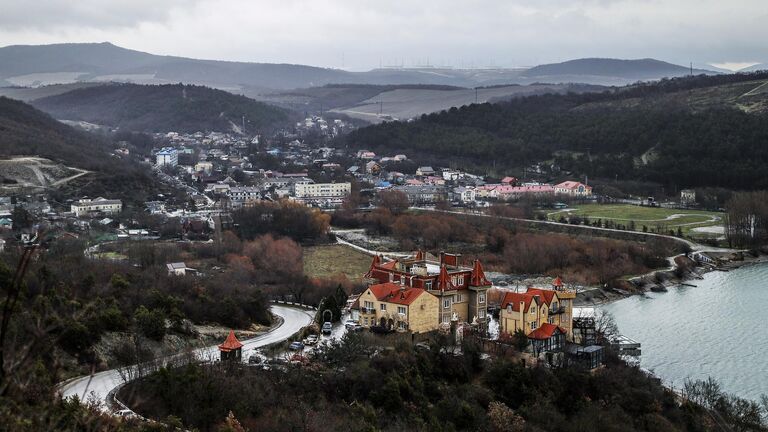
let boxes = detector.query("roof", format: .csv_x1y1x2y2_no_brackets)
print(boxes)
555,181,591,190
528,323,567,340
218,330,243,352
469,259,491,287
166,262,187,270
553,276,563,287
367,282,427,306
501,292,537,312
525,288,557,306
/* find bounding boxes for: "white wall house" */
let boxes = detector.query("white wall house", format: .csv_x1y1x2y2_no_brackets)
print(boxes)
71,198,123,217
156,148,179,167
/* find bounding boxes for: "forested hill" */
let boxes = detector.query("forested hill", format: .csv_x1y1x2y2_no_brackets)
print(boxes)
342,72,768,190
0,96,158,202
31,83,292,133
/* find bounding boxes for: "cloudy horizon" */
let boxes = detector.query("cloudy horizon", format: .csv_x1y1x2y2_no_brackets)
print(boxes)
1,0,766,71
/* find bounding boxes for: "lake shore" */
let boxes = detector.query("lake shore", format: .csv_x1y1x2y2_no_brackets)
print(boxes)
574,249,768,307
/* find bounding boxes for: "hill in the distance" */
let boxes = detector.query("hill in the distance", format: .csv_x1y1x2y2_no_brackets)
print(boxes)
342,72,768,190
0,42,721,91
0,96,160,203
31,83,292,133
521,58,715,84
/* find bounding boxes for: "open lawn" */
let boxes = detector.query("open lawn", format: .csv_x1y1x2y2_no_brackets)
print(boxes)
303,244,372,282
548,204,724,238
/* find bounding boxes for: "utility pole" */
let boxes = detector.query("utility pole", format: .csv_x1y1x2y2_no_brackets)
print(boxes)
475,87,478,104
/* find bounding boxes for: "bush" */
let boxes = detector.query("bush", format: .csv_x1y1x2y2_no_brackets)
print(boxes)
134,306,167,341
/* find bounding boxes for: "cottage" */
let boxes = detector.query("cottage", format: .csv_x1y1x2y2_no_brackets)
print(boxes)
416,166,435,176
166,262,194,276
356,283,439,333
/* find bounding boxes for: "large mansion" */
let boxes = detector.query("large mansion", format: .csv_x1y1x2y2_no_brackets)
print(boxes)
354,251,492,334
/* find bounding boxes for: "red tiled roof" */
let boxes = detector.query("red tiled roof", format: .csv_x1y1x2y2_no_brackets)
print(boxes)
528,323,567,340
501,292,536,312
367,282,427,306
553,276,563,287
437,264,454,291
469,259,491,287
218,330,243,352
525,288,557,306
379,259,398,270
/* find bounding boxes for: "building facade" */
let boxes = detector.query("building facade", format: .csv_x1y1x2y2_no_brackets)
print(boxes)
356,283,439,334
156,148,179,167
363,251,492,329
498,277,576,346
554,181,592,197
71,197,123,217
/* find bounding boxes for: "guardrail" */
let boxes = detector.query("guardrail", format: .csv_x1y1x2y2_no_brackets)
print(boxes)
270,300,318,311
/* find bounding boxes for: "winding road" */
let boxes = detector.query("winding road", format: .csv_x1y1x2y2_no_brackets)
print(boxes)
59,305,315,408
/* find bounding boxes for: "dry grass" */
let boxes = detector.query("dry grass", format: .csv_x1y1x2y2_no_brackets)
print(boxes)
302,244,372,282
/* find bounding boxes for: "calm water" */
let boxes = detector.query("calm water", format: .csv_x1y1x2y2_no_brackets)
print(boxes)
602,262,768,401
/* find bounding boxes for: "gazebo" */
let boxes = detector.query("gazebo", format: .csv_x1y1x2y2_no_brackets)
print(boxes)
218,330,243,362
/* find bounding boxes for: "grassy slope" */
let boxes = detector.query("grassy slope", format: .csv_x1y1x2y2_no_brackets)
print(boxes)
303,244,372,282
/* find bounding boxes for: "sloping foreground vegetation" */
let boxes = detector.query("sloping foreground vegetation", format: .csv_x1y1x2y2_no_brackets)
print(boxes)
122,333,768,432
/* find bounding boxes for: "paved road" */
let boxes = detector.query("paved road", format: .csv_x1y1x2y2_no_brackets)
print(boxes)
59,305,315,407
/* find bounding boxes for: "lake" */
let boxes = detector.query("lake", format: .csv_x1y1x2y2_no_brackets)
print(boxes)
602,261,768,401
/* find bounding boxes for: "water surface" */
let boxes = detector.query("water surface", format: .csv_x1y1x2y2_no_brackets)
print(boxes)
602,262,768,401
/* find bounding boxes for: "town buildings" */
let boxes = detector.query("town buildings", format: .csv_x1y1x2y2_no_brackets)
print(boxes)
71,197,123,217
358,251,492,332
293,182,351,206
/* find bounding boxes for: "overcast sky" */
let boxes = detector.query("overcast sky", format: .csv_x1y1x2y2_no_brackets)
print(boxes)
1,0,766,71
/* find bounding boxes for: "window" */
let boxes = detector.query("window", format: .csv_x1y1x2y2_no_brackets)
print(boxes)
530,307,536,315
478,309,486,319
398,321,407,330
425,281,433,290
398,306,406,315
478,293,486,304
443,299,452,309
364,301,374,310
457,275,464,285
531,321,538,329
456,293,465,302
364,317,369,326
380,304,387,311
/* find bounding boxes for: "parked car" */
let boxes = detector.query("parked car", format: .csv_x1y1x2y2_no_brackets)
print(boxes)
113,409,136,419
344,319,359,329
248,355,262,364
303,334,319,345
288,341,304,350
321,321,333,335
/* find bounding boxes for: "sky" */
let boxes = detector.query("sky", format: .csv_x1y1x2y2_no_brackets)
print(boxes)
0,0,766,71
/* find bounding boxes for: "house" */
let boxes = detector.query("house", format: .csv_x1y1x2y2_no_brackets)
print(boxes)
357,150,376,160
156,148,179,167
500,176,517,185
363,251,492,328
356,283,439,333
498,277,576,348
416,166,435,176
195,161,214,174
293,182,351,207
451,187,476,204
71,198,123,217
394,185,447,204
680,189,696,205
554,181,592,197
365,161,381,175
166,262,194,276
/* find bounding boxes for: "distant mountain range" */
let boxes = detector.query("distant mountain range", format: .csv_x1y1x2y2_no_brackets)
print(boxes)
0,42,723,91
29,82,292,133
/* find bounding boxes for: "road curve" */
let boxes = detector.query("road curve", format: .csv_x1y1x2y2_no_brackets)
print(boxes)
59,305,315,407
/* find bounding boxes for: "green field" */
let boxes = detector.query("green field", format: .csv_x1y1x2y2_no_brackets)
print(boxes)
303,244,373,282
547,204,724,238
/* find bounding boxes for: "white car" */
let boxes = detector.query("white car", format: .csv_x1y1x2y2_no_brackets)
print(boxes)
114,409,136,419
344,319,359,329
303,334,319,345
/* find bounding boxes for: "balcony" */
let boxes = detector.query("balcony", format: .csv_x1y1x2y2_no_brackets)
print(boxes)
549,306,565,315
360,307,376,314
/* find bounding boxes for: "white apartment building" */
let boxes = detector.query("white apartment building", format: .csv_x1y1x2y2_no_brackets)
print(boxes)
71,197,123,217
156,148,179,167
294,182,351,199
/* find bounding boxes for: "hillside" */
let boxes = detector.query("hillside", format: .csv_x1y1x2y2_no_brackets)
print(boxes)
0,43,721,91
523,58,713,82
342,72,768,190
31,83,292,133
0,96,159,202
